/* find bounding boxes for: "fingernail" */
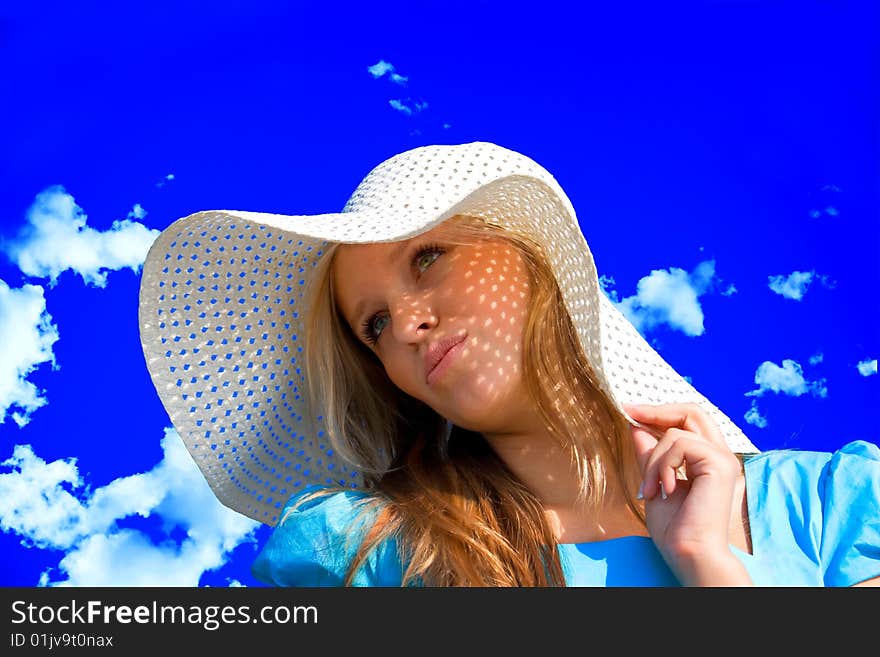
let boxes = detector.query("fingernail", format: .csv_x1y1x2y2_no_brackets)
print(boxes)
660,482,667,500
636,482,644,500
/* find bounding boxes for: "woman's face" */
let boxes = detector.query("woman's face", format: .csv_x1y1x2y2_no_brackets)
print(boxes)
331,221,534,433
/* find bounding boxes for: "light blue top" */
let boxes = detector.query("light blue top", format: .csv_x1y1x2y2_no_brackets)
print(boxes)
251,440,880,587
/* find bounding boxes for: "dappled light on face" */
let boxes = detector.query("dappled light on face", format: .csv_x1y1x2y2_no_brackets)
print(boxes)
430,242,528,404
330,221,534,431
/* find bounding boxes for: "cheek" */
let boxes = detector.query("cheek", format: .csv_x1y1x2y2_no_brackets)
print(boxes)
482,258,530,341
380,351,421,394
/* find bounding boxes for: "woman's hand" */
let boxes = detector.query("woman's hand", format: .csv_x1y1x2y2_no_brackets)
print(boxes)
623,402,752,586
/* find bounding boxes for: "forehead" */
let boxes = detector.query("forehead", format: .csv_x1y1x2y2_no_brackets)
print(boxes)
331,221,476,324
332,221,454,283
330,239,404,326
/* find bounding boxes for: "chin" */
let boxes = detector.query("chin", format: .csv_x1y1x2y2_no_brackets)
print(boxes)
444,393,510,432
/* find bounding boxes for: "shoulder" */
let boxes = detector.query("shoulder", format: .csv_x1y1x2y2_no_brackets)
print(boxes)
744,440,880,586
744,439,880,490
251,484,405,587
280,484,379,529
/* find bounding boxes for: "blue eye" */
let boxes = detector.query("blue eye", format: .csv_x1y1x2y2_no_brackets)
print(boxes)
360,314,390,345
358,242,446,346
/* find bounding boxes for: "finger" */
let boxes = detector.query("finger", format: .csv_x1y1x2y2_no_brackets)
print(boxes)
630,424,658,479
656,441,688,498
649,437,738,522
646,429,741,501
624,402,725,449
641,427,693,499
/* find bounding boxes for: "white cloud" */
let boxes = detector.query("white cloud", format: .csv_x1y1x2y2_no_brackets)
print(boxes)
0,428,260,586
744,400,768,428
598,274,618,302
857,358,878,377
367,59,395,78
768,270,836,300
744,358,827,398
156,173,174,188
367,60,408,85
0,280,60,428
808,206,840,219
767,271,813,300
809,352,824,365
809,185,842,218
127,203,146,220
367,61,436,123
3,185,160,288
388,97,427,116
389,99,412,115
613,260,719,337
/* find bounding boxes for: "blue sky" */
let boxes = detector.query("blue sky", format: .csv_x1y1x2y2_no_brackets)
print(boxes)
0,1,877,587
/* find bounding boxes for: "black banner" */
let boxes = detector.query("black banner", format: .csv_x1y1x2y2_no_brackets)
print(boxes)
0,586,868,652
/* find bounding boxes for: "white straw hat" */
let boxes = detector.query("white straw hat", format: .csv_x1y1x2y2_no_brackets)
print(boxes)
138,141,758,525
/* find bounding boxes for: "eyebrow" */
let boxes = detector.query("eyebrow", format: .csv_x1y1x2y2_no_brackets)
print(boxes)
350,239,412,326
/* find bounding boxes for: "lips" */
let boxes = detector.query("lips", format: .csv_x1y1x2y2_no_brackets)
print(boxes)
425,333,466,382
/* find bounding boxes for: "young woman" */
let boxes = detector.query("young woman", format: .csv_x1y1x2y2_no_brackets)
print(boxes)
138,141,880,586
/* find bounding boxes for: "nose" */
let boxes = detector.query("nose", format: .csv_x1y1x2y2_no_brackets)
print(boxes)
389,292,437,344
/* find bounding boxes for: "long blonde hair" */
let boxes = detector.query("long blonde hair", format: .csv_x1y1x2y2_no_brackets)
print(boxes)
293,214,644,586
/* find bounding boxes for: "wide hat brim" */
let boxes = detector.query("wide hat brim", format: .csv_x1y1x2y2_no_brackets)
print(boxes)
138,141,758,525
